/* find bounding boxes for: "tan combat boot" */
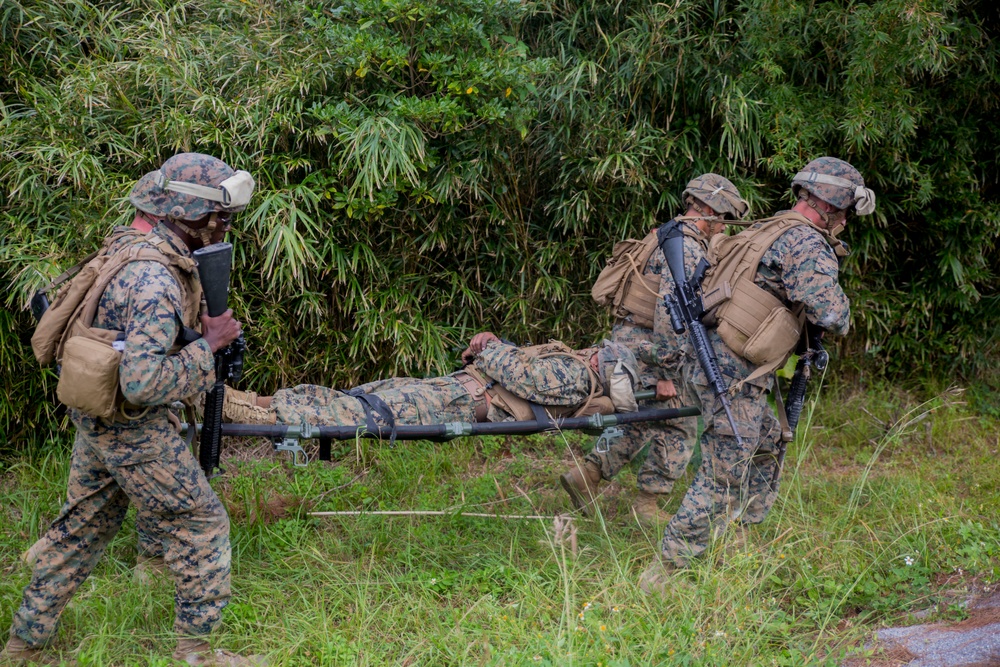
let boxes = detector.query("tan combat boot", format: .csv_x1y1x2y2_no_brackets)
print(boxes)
638,557,684,597
222,389,276,425
630,491,673,526
1,636,76,666
559,461,602,517
172,638,268,666
133,553,170,585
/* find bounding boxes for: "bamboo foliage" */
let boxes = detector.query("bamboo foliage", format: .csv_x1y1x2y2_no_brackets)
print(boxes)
2,0,999,446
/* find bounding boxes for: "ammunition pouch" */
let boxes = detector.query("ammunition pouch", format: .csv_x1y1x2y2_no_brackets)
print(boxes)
715,279,804,369
57,335,123,420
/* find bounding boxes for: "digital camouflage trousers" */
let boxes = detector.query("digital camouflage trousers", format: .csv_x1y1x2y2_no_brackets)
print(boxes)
660,373,783,567
9,409,230,646
585,380,700,495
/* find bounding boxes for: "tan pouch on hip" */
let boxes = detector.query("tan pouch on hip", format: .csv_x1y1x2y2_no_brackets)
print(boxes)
57,336,123,420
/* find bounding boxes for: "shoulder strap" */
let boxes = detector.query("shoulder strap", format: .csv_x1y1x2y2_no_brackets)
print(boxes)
57,235,197,360
722,212,811,291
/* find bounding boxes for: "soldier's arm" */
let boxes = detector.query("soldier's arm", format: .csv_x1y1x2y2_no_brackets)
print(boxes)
781,227,851,335
474,340,587,405
474,340,533,389
634,339,682,368
114,261,216,405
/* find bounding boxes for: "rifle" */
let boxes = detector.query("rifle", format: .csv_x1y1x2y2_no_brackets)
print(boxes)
192,242,245,477
657,221,743,447
783,324,828,436
772,322,828,488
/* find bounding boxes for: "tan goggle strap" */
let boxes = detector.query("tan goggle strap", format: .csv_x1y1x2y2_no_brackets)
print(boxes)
793,171,876,215
685,176,749,218
155,170,255,208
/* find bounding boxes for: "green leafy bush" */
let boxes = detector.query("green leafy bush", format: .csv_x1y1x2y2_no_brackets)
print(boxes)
2,0,999,446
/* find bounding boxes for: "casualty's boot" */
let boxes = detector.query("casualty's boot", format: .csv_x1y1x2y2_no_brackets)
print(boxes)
133,553,170,585
559,461,602,517
222,388,275,425
630,491,673,526
1,636,76,666
172,638,268,666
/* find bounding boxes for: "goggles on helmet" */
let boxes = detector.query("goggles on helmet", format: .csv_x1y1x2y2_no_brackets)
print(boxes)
155,170,256,209
793,171,876,216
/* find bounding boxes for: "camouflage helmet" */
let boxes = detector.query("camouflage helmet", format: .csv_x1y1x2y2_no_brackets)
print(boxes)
683,173,749,220
597,341,639,413
129,153,255,222
791,157,875,215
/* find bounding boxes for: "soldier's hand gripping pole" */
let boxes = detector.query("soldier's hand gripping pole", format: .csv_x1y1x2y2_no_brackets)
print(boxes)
657,221,743,447
193,242,246,477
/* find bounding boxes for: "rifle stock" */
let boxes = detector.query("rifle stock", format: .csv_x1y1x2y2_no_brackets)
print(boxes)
192,242,244,477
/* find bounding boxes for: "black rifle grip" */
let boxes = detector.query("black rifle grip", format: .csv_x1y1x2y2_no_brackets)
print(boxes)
193,242,233,317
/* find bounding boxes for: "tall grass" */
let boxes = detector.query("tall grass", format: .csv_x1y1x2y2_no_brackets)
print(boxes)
1,384,997,665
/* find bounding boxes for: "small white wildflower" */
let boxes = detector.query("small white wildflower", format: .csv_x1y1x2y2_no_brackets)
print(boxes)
714,630,726,637
904,556,914,566
429,578,437,584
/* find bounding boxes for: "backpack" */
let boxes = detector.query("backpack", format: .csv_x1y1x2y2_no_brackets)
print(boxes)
591,224,703,329
591,230,660,329
31,228,202,420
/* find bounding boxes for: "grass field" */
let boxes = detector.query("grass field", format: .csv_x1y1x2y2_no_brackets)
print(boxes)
1,382,998,666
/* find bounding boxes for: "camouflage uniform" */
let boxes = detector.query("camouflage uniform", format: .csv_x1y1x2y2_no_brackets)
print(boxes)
585,228,703,495
9,224,231,647
660,218,851,566
272,339,598,426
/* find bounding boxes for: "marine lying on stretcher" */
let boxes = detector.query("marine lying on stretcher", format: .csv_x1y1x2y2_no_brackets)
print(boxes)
223,332,648,428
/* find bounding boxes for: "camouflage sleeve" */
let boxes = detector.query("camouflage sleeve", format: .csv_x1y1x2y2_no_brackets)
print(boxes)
474,340,591,405
778,227,851,335
115,261,215,405
634,339,677,368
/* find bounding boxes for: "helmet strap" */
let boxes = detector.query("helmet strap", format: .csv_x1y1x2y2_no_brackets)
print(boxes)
170,213,219,246
800,192,832,226
681,197,720,221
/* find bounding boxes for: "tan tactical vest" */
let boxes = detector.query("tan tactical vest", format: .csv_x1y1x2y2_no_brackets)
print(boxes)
591,225,704,329
700,212,841,387
464,341,613,421
31,228,203,419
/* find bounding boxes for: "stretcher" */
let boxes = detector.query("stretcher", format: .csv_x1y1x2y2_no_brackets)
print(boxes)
182,391,700,467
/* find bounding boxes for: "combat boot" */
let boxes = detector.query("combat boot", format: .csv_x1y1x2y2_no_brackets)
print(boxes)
630,491,673,526
133,553,169,585
559,461,602,517
0,636,76,666
222,389,275,425
172,638,268,666
638,557,685,597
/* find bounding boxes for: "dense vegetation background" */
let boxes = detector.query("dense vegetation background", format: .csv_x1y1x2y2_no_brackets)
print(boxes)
2,0,999,445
